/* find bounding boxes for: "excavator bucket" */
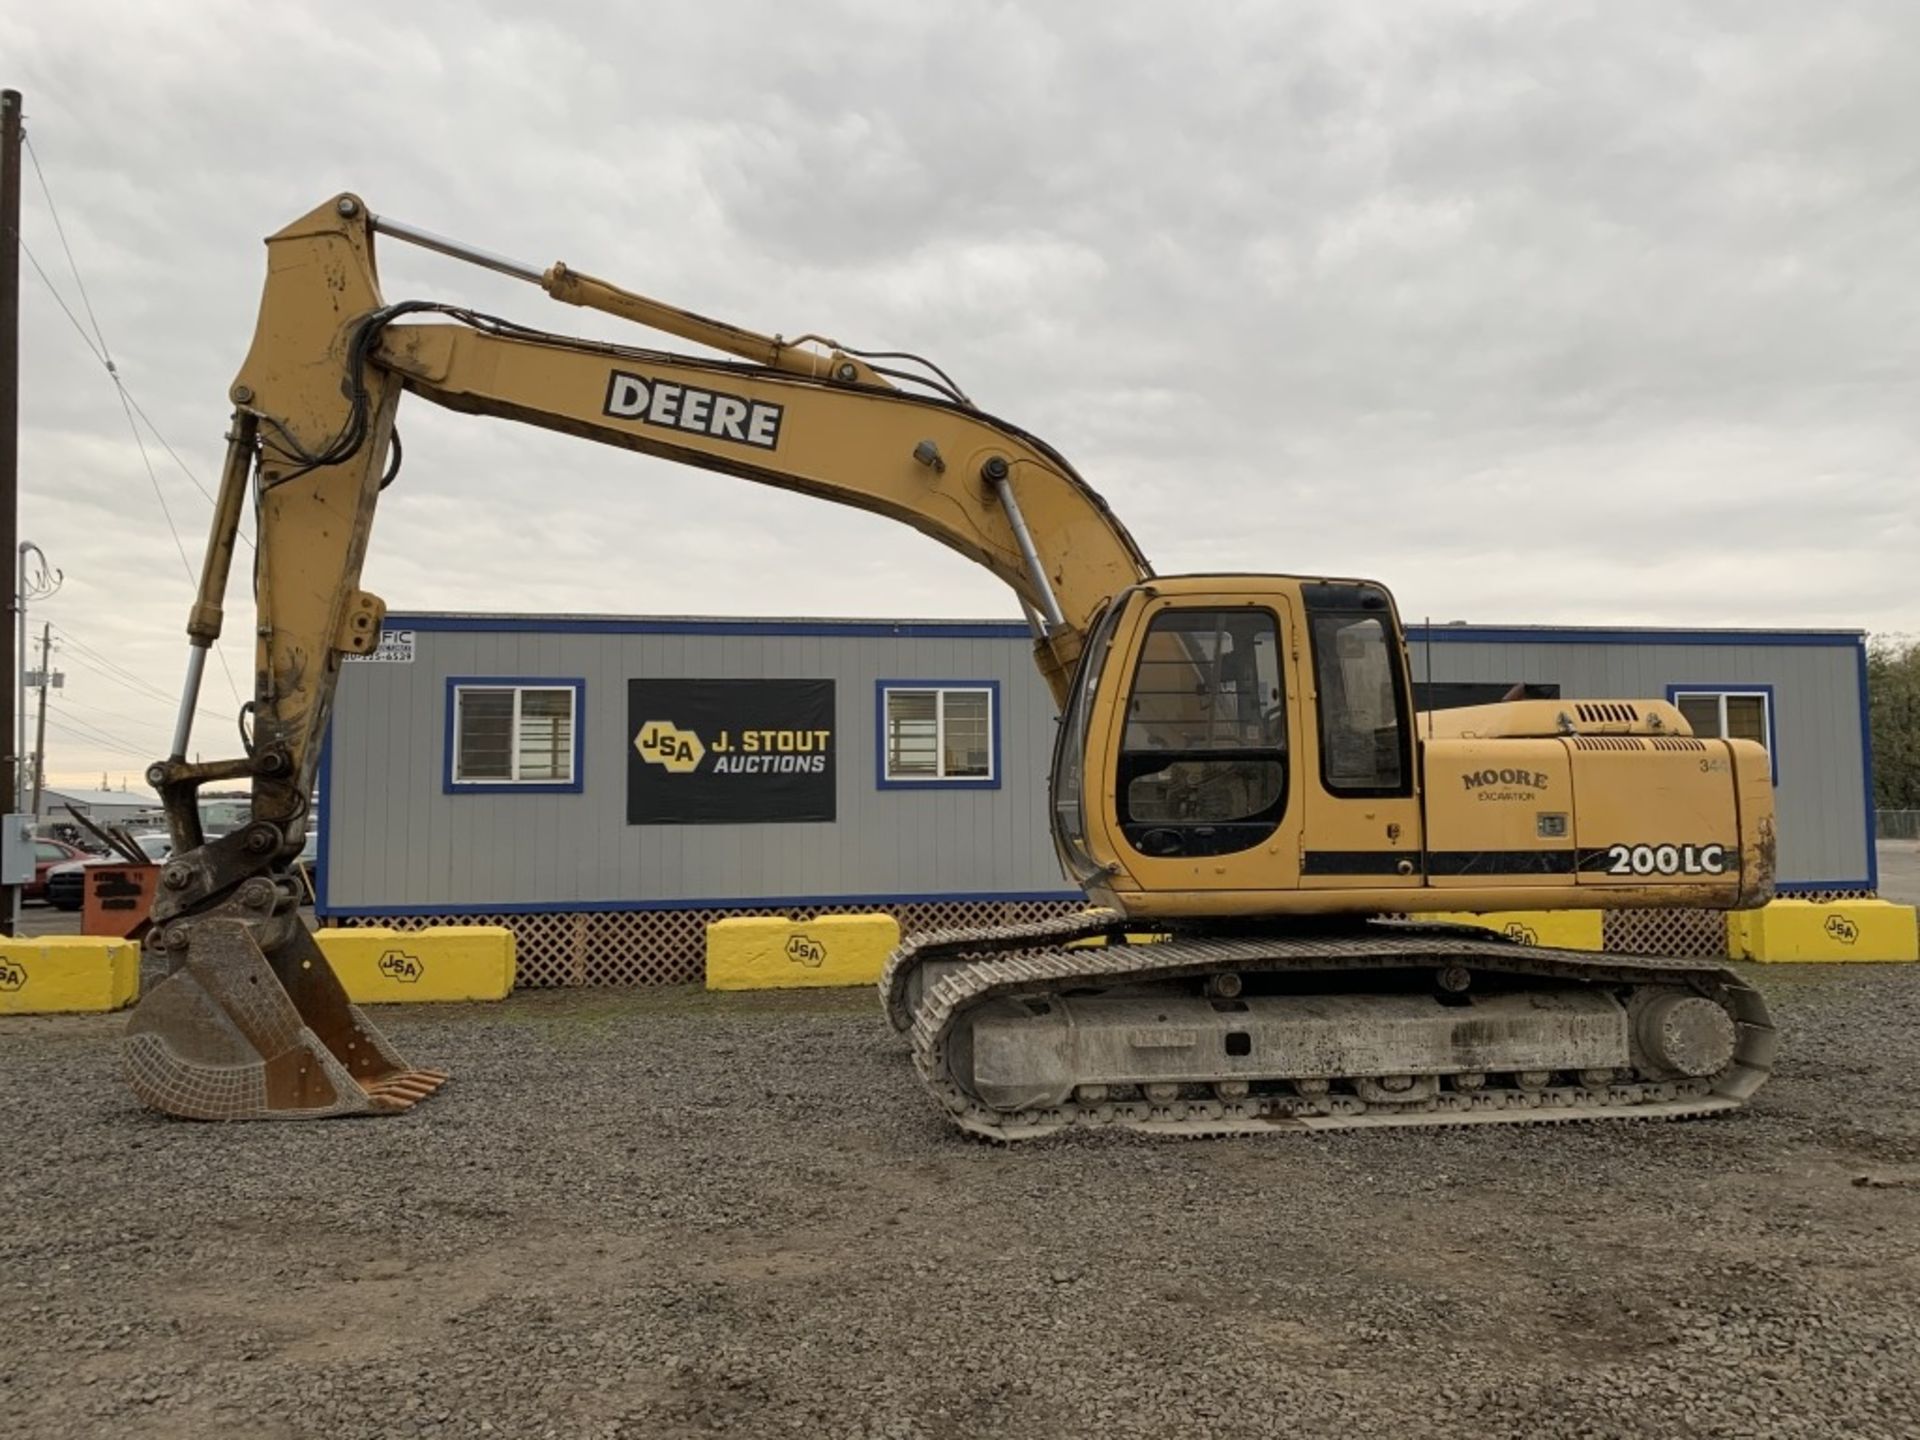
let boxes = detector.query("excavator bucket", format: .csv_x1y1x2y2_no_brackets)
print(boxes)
124,916,446,1120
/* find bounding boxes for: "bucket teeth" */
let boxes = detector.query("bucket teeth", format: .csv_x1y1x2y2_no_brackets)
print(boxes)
362,1071,450,1104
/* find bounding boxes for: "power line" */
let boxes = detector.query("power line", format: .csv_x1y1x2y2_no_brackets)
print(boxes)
43,710,156,761
18,234,246,536
120,385,241,523
17,238,105,366
42,720,148,762
42,733,150,768
20,127,250,535
57,695,183,735
112,385,211,594
49,627,228,725
49,628,174,698
101,359,247,712
17,125,252,714
50,693,161,748
48,695,163,754
47,632,168,696
21,133,110,363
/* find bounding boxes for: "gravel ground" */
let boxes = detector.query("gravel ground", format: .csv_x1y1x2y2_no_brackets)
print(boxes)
4,967,1920,1440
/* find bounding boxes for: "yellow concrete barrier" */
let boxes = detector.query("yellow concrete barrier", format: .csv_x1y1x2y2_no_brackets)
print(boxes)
1727,899,1919,964
1430,909,1605,951
313,926,517,1002
0,937,139,1014
706,913,901,990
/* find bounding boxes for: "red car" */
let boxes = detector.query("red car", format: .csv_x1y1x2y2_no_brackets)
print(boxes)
27,839,91,903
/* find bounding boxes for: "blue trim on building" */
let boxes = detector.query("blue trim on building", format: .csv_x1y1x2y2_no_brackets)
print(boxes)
388,613,1034,641
1408,626,1860,648
874,679,1003,790
319,888,1086,919
315,721,333,914
1665,682,1780,786
1856,639,1880,894
315,881,1876,917
442,677,587,796
387,612,1865,649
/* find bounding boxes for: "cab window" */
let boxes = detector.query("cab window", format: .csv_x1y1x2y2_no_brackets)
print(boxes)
1116,607,1287,858
1303,584,1411,796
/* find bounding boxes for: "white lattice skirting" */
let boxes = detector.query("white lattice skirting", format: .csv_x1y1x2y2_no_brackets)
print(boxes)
1603,890,1875,958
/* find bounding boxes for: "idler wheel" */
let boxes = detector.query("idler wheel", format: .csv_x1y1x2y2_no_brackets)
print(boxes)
1637,994,1737,1078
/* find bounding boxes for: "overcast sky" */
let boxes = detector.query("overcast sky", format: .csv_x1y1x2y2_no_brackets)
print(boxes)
6,1,1918,788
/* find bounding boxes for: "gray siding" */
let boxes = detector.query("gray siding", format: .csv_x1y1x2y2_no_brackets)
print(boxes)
322,618,1874,915
1410,633,1871,888
322,621,1072,912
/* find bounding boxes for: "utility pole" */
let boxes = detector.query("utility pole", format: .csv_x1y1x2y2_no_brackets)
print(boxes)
17,540,59,810
2,89,24,937
30,621,54,818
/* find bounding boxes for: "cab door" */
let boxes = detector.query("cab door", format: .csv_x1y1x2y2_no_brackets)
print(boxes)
1296,583,1424,889
1091,588,1304,892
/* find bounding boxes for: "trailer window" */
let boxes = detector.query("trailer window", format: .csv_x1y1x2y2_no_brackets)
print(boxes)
878,684,998,785
446,679,584,793
1673,691,1770,749
1669,686,1776,783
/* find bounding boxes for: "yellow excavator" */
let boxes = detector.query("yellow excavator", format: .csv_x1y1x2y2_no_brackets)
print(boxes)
125,194,1776,1137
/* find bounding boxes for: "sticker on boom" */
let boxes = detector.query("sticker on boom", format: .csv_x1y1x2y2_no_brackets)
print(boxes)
1603,842,1729,877
604,370,783,449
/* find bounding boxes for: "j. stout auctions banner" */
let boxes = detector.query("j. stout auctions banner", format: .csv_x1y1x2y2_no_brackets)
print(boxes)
628,679,836,824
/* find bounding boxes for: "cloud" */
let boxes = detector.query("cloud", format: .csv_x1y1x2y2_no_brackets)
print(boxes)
6,0,1916,784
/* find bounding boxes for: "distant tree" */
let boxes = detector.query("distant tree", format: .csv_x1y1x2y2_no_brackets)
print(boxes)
1868,635,1920,810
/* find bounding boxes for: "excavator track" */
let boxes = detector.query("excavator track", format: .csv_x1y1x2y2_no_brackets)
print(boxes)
879,913,1774,1142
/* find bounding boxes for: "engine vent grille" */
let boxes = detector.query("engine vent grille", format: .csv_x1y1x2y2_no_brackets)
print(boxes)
1576,702,1641,725
1571,737,1647,752
1650,737,1708,751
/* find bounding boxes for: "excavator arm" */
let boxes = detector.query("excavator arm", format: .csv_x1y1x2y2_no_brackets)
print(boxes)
193,196,1147,828
125,193,1148,1120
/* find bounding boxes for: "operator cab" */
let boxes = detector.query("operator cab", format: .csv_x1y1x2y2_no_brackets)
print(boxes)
1051,576,1419,892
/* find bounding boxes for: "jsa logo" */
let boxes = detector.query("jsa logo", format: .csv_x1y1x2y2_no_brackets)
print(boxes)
377,951,423,983
604,371,783,450
635,720,706,774
785,934,827,968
